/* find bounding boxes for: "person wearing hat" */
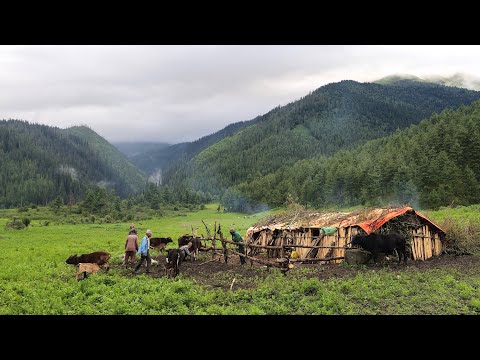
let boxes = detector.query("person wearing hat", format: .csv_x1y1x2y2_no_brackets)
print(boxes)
229,227,246,265
124,227,139,268
134,229,153,273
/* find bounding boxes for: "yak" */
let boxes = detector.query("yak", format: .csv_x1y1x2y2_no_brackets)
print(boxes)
351,232,408,265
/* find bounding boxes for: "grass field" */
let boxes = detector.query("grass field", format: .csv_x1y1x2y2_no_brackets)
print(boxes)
1,204,479,315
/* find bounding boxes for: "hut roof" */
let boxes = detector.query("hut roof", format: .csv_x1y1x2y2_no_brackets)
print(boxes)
249,206,444,235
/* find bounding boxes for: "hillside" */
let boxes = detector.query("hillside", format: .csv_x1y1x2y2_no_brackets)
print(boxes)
163,79,480,198
232,100,480,211
0,121,146,208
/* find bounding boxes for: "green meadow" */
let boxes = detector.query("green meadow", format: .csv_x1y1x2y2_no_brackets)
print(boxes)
1,204,479,315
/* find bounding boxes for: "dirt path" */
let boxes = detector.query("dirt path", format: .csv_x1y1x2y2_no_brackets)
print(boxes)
111,252,480,291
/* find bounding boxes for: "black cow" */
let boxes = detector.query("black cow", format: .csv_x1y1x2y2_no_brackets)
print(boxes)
149,237,173,252
351,232,408,265
165,248,184,278
65,251,111,266
177,235,204,261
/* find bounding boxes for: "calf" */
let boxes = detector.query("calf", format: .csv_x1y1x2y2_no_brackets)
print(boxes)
76,262,110,281
149,237,173,252
165,248,184,278
351,232,408,265
66,251,111,266
177,235,204,261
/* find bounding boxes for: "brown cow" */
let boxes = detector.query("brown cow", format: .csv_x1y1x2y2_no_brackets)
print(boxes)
76,262,110,281
65,251,111,266
149,237,173,252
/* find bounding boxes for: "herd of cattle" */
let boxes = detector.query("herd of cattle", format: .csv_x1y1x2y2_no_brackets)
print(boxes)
65,231,408,280
65,234,204,280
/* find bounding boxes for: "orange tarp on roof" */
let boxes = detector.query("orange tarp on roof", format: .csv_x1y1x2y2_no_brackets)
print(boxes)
248,206,445,235
354,207,444,235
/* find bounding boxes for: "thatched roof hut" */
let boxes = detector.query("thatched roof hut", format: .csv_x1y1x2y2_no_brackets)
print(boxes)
245,206,445,263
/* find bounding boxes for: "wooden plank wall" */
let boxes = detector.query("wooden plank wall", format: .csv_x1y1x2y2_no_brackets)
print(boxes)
409,225,443,261
251,224,443,263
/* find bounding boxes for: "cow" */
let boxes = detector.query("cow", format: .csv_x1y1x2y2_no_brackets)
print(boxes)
149,237,173,252
350,232,408,265
165,248,183,278
177,235,204,261
76,262,110,281
65,251,111,266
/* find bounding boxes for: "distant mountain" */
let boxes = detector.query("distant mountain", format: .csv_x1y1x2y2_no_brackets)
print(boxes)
113,141,171,158
0,121,146,208
162,79,480,200
129,119,260,176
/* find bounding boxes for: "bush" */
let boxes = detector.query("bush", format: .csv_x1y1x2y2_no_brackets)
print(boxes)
5,218,26,230
22,218,31,227
441,217,480,255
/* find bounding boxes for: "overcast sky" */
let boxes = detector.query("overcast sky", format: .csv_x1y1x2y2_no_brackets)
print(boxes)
1,45,480,144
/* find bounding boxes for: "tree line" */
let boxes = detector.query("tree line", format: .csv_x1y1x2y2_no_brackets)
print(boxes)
225,101,480,211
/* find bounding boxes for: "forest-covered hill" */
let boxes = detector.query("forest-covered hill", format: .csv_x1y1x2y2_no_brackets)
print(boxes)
0,121,146,208
161,79,480,200
227,100,480,211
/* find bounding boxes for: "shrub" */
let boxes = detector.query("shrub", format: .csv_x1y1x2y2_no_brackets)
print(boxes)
441,217,480,255
22,218,31,227
5,218,26,230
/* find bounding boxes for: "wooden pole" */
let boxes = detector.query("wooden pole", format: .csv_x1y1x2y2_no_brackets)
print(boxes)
288,256,345,263
219,225,228,264
212,222,217,260
230,277,236,291
218,237,345,249
229,249,282,268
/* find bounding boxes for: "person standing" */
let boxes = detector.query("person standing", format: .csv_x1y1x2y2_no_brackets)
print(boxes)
134,229,153,273
124,228,139,268
229,228,246,265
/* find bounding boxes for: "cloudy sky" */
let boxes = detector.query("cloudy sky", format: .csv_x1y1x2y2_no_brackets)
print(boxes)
1,45,480,144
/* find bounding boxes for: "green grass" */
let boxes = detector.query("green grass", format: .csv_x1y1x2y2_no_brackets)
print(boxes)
1,203,479,314
424,204,480,225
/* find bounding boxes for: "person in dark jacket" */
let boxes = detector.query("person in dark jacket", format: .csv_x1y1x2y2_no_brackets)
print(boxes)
229,228,246,265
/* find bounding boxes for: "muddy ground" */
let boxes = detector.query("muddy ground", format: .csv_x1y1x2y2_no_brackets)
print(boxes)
111,252,480,291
